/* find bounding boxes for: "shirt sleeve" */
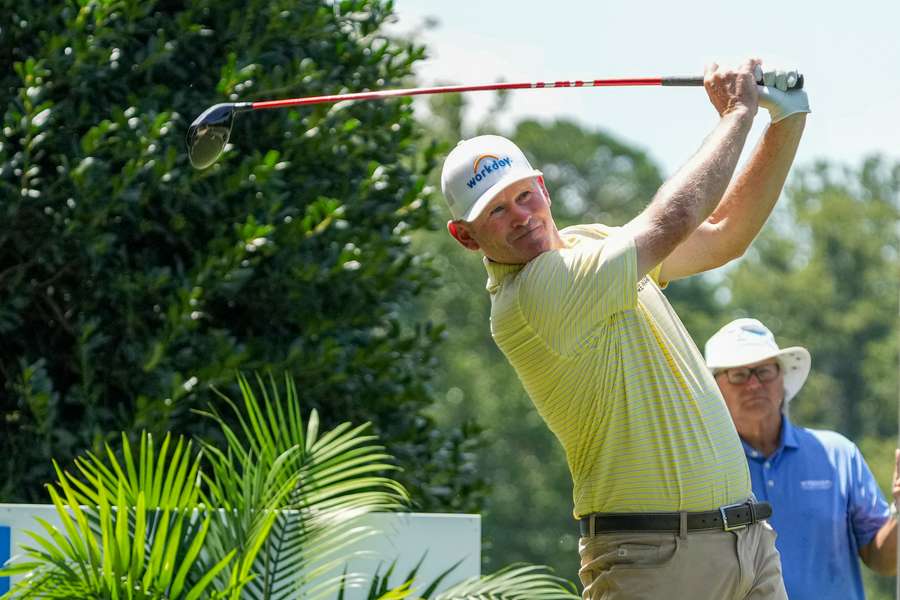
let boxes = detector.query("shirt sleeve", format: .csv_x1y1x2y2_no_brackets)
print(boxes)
515,230,639,353
847,443,891,549
648,262,666,287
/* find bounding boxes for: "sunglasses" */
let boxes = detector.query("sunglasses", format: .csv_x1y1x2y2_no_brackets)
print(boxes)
716,362,781,385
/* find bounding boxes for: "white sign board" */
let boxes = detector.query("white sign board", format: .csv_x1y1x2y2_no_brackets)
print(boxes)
0,505,480,598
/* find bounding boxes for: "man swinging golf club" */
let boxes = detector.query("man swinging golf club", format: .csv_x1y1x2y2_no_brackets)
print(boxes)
440,58,809,599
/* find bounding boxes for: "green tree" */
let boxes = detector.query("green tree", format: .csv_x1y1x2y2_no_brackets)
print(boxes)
0,0,483,510
721,157,900,438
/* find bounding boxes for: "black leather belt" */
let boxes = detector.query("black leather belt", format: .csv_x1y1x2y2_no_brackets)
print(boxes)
578,501,772,536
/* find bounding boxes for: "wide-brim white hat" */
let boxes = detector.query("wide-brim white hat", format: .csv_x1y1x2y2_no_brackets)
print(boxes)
440,134,542,222
704,318,811,403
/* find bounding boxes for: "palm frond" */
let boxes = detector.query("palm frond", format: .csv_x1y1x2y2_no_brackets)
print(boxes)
346,554,462,600
431,564,579,600
195,443,300,595
66,432,198,511
0,372,579,600
197,372,410,600
0,434,242,599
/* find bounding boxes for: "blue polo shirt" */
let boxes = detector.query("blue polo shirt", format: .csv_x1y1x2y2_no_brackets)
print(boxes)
744,416,889,600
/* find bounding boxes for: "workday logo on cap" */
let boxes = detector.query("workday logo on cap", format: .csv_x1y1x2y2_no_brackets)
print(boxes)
467,154,514,189
441,135,542,222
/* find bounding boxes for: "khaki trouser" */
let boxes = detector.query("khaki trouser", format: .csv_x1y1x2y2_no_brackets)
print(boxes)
578,520,787,600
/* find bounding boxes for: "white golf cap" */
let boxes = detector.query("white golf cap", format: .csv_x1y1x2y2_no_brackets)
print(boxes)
704,318,811,403
440,134,542,222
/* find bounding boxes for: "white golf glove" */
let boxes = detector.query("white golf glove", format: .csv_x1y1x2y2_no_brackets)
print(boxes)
753,65,810,124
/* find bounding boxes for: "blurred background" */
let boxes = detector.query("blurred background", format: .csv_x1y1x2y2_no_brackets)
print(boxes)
1,0,898,596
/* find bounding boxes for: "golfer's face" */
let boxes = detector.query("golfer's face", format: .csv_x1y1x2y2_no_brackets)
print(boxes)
715,359,784,427
470,178,555,264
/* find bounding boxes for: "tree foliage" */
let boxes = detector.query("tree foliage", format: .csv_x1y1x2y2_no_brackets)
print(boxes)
722,157,900,438
0,0,484,510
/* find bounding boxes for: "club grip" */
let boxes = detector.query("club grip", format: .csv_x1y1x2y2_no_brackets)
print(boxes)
661,74,804,90
661,76,705,87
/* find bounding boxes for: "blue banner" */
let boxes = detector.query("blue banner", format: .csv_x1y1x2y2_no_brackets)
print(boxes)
0,525,9,593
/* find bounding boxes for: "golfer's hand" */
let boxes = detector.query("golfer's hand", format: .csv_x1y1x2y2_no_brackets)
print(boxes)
756,66,810,124
704,59,760,118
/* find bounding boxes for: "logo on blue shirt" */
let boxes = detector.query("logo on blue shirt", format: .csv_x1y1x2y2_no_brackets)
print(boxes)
799,479,833,491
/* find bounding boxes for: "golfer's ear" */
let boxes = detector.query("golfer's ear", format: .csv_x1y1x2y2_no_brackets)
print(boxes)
448,220,480,251
537,176,551,206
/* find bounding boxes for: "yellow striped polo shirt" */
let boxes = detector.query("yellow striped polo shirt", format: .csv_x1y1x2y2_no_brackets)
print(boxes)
485,223,750,518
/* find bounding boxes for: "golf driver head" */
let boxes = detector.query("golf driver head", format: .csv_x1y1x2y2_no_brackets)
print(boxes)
186,102,249,169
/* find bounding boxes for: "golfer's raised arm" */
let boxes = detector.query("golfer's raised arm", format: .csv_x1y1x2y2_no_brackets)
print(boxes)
659,74,810,282
622,59,759,279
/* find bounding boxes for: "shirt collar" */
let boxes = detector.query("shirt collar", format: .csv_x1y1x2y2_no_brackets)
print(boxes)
481,229,583,293
483,257,524,294
741,414,799,459
781,415,800,449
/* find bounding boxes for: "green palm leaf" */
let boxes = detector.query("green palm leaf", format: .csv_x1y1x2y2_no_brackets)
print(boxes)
0,433,241,599
0,372,578,600
430,564,579,599
196,373,409,600
353,560,578,600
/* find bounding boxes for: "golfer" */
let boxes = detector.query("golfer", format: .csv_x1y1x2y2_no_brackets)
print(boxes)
440,59,809,599
705,318,899,600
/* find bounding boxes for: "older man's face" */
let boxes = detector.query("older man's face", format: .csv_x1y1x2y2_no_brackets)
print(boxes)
714,359,785,428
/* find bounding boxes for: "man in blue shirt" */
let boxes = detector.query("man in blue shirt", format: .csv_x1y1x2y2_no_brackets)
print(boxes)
705,318,900,599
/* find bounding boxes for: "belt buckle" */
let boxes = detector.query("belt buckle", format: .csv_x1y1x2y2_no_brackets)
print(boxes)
719,502,749,532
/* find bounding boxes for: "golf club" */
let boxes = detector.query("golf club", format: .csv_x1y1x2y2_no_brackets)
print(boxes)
187,74,804,169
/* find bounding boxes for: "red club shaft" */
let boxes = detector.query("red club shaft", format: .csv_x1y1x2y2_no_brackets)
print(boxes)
249,77,676,110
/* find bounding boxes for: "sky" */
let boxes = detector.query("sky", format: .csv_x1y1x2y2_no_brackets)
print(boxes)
391,1,900,176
